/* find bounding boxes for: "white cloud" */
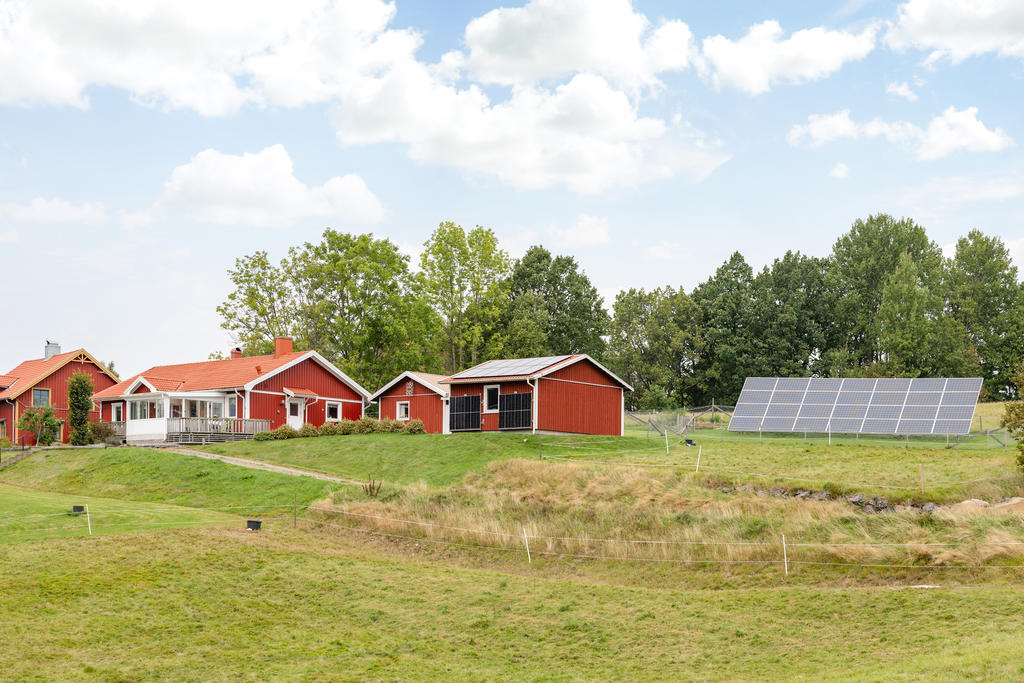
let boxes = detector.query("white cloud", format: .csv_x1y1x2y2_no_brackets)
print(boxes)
163,144,384,227
551,213,611,248
395,240,424,273
644,240,683,261
457,0,696,90
702,20,877,94
788,106,1013,159
887,0,1024,64
0,229,19,244
885,80,918,100
829,162,850,179
0,0,415,115
0,196,106,224
1006,238,1024,280
332,70,728,194
0,0,728,193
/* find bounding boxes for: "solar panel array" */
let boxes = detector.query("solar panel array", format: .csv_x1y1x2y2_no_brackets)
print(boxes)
728,377,982,435
451,355,572,379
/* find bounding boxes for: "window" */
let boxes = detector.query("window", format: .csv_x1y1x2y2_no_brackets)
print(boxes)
210,402,223,419
0,420,6,440
396,401,410,421
483,385,500,413
51,423,62,443
111,404,123,422
326,402,340,421
32,388,50,407
289,401,300,417
227,396,237,418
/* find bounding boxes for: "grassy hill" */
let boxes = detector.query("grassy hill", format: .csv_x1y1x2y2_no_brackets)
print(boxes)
2,525,1024,680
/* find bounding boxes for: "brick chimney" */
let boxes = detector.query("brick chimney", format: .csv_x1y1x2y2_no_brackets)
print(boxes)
273,337,294,358
230,347,243,360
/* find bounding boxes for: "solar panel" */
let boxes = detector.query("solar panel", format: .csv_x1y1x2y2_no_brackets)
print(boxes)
451,355,572,379
728,377,982,435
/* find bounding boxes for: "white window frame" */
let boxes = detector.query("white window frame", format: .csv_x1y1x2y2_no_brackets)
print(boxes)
396,401,410,421
288,401,301,418
325,401,341,422
227,396,238,418
111,403,123,422
483,384,500,413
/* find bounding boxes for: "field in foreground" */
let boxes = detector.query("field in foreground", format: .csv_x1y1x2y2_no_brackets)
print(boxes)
3,524,1024,681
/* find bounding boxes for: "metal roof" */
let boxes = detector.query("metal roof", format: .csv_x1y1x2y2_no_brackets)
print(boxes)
728,377,983,435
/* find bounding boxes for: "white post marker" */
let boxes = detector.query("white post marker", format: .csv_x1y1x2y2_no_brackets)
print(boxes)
695,446,702,474
782,534,788,576
523,528,532,564
85,504,92,536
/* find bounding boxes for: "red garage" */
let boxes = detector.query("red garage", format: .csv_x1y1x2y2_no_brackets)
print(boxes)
372,355,631,436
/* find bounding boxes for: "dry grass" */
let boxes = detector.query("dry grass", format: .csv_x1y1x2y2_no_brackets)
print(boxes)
318,459,1024,572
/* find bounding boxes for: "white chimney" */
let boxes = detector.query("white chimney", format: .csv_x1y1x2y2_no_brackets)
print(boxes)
44,341,61,360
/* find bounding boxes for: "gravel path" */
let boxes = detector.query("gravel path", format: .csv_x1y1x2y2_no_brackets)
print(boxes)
164,447,364,486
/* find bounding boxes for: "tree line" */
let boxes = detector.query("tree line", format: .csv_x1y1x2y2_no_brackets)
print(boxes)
218,214,1024,408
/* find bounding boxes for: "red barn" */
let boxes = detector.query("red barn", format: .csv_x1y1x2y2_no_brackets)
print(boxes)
371,355,632,436
371,371,449,433
92,337,369,444
0,342,118,446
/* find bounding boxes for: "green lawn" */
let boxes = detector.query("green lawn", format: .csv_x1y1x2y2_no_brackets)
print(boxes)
0,447,337,513
197,431,1023,502
0,483,236,543
1,525,1023,680
198,432,661,488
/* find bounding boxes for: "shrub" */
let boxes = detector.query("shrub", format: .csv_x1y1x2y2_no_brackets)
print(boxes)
18,407,60,446
89,421,115,443
380,418,404,433
338,419,356,435
298,423,320,438
353,417,381,434
319,422,341,436
401,418,426,434
272,425,299,440
253,431,273,441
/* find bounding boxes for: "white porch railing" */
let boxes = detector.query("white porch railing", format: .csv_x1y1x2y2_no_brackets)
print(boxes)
166,417,271,439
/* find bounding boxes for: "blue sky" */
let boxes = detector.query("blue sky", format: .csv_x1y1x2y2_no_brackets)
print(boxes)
1,0,1021,375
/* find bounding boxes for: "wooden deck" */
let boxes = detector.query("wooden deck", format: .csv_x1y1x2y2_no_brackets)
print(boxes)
166,417,271,444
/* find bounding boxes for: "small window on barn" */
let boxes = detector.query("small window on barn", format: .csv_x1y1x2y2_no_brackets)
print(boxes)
397,401,410,421
289,402,300,417
32,388,50,407
483,385,499,413
326,402,340,421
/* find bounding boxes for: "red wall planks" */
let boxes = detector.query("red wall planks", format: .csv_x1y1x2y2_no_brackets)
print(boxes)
536,359,622,436
378,377,445,433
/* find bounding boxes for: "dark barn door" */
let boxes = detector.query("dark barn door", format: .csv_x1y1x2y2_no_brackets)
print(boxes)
498,392,532,430
450,395,481,432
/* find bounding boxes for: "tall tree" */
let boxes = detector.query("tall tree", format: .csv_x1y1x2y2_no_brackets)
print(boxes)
876,252,977,377
504,246,609,358
421,222,509,372
830,214,944,367
217,251,294,356
947,230,1024,399
607,287,703,410
691,252,757,404
748,251,833,377
67,371,95,445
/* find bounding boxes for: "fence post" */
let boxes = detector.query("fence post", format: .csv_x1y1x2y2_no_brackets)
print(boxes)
522,528,531,564
781,534,788,576
85,504,92,536
695,446,701,474
664,430,669,455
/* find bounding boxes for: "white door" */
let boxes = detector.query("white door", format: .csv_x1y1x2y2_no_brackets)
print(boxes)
287,400,303,429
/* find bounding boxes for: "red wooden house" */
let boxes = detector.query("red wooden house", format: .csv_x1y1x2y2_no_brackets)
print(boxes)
372,355,632,436
93,337,369,444
0,342,118,446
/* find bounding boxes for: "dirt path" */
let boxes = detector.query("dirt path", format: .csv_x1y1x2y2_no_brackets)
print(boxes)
164,447,364,486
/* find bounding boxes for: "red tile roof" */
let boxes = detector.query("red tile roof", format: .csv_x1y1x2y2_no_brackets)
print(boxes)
0,374,17,389
0,349,108,401
93,351,308,400
283,386,317,397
